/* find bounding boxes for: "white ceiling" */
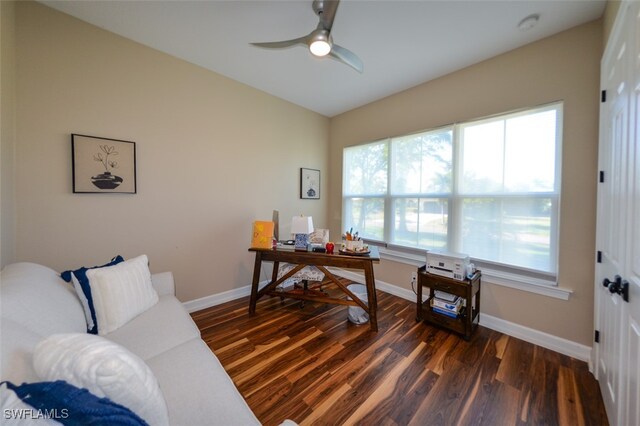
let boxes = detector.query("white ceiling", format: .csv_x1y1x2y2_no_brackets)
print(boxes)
40,0,606,117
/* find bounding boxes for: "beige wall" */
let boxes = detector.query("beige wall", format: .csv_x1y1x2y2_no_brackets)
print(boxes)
329,20,602,346
1,1,17,268
13,2,329,301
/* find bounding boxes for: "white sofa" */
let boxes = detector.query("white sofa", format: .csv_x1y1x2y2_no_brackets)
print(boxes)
0,262,261,425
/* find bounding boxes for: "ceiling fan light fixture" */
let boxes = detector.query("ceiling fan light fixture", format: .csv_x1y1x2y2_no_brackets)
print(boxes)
310,40,331,56
251,0,362,71
309,30,332,56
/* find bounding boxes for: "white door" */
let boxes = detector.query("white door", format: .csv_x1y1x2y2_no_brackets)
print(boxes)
621,5,640,425
597,10,628,422
595,2,640,425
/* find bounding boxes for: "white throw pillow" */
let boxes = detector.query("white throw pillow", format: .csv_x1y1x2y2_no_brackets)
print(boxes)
85,254,159,335
70,272,96,332
33,333,169,426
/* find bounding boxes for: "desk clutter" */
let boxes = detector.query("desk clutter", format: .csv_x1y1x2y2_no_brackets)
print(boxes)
250,221,275,249
252,216,371,257
251,213,333,251
341,228,369,254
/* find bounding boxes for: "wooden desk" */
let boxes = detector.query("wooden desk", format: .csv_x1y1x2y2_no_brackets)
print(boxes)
248,246,381,331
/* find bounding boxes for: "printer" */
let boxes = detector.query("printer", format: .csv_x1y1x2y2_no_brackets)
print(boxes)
426,250,471,281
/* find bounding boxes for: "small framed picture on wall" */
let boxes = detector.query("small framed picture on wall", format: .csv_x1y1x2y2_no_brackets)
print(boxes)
300,168,320,199
72,134,137,194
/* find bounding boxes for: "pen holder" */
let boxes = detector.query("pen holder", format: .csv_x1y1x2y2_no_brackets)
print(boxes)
345,240,364,251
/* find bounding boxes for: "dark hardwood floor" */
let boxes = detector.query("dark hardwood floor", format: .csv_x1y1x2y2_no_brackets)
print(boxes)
191,278,608,426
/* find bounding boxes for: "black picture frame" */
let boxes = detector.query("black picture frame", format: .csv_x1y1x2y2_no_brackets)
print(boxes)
72,134,137,194
300,168,320,199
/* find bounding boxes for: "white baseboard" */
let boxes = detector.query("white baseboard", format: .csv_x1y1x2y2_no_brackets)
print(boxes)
183,281,267,313
183,268,592,362
328,268,592,362
478,313,592,362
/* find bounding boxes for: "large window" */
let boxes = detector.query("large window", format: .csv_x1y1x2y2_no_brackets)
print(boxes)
343,103,562,274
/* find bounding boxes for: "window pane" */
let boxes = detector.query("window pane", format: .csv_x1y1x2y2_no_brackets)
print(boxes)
421,132,453,194
504,110,557,192
341,103,561,276
391,137,421,194
343,142,388,195
460,197,554,272
460,121,504,193
461,107,559,195
392,198,448,249
344,197,385,241
391,130,453,195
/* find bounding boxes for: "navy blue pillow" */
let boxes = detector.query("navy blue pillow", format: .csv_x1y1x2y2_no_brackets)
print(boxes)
2,380,148,426
61,256,124,334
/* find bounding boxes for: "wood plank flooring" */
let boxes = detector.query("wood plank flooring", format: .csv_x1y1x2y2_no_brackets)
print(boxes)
191,279,608,426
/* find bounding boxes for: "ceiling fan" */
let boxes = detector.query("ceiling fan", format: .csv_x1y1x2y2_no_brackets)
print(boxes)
250,0,363,73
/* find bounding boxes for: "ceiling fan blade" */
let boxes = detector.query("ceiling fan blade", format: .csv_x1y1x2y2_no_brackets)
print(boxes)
251,36,308,49
252,0,363,73
330,44,363,73
319,0,339,31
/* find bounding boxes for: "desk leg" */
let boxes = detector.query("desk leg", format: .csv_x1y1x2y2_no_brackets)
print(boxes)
416,275,423,322
363,262,378,332
271,261,284,304
249,251,263,315
271,261,280,283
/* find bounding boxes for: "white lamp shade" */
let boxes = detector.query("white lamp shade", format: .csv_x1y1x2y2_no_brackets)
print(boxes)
291,216,314,234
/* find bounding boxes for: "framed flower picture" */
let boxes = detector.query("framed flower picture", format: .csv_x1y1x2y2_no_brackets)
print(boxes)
72,134,136,194
300,168,320,199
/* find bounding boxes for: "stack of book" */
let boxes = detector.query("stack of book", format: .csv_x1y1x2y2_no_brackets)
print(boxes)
276,241,295,251
430,290,462,318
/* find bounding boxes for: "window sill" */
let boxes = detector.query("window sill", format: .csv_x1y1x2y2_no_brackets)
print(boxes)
378,247,573,301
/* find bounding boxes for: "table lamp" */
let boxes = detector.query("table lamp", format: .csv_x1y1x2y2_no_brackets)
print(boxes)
291,216,314,250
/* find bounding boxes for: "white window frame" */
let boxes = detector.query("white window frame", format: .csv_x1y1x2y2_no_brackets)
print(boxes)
342,103,573,300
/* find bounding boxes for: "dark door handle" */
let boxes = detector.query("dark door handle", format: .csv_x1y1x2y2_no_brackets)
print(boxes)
603,275,622,288
612,280,630,302
605,276,630,303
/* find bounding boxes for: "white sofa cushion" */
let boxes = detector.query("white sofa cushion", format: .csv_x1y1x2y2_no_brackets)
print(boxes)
146,338,260,426
150,271,176,296
33,333,169,426
107,295,201,360
0,263,86,336
85,255,159,335
0,319,42,383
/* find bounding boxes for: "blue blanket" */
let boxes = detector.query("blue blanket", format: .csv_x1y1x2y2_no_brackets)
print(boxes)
3,381,147,426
